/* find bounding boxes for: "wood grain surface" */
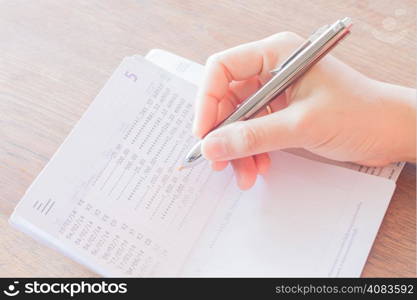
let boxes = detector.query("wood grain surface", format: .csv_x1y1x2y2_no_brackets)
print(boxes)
0,0,415,277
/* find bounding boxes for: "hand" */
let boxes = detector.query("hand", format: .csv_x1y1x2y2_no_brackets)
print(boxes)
193,32,416,190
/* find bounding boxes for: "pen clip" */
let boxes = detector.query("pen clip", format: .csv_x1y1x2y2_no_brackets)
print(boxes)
270,24,330,75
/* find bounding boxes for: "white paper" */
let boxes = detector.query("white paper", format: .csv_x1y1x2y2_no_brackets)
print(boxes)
10,52,397,278
145,49,397,277
10,56,231,277
181,151,395,277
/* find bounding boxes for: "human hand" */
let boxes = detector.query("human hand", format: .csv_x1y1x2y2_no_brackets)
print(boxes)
193,32,416,190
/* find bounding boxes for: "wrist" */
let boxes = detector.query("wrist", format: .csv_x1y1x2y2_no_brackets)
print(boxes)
374,80,416,163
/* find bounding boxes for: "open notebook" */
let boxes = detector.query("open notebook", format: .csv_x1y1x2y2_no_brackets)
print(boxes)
10,50,403,277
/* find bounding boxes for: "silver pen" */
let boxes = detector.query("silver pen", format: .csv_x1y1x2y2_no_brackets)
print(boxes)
180,17,352,169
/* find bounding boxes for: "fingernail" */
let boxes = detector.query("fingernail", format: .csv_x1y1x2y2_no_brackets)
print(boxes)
202,136,228,160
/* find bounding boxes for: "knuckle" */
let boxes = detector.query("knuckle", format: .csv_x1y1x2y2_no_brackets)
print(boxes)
261,32,303,62
237,122,260,154
206,53,223,65
267,31,301,43
278,31,300,41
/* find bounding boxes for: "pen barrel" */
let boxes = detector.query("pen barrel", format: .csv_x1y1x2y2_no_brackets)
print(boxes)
184,18,351,166
212,18,351,131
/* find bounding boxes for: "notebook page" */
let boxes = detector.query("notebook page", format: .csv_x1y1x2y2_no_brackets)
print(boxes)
145,49,397,277
181,151,395,277
9,52,398,278
145,49,405,181
10,56,233,277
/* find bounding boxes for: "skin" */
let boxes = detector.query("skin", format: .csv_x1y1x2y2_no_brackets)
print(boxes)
192,32,416,190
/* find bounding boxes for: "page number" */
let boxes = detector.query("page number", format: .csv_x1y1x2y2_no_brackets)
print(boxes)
124,71,138,82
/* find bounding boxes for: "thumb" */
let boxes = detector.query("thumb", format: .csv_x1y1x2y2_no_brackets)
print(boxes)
201,104,307,161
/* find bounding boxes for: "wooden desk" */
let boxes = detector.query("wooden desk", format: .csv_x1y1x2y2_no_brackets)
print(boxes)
0,0,415,277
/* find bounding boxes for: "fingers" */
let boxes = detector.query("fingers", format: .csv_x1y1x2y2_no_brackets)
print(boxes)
194,32,305,189
210,153,270,190
211,154,270,173
192,43,265,138
211,161,228,171
193,32,303,138
231,157,258,190
201,103,307,161
232,154,270,189
216,77,261,127
254,153,271,174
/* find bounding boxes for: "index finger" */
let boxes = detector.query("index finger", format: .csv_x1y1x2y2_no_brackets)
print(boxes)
192,32,303,138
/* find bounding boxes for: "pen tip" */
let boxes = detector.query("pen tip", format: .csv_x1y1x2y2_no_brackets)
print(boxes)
177,165,185,171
